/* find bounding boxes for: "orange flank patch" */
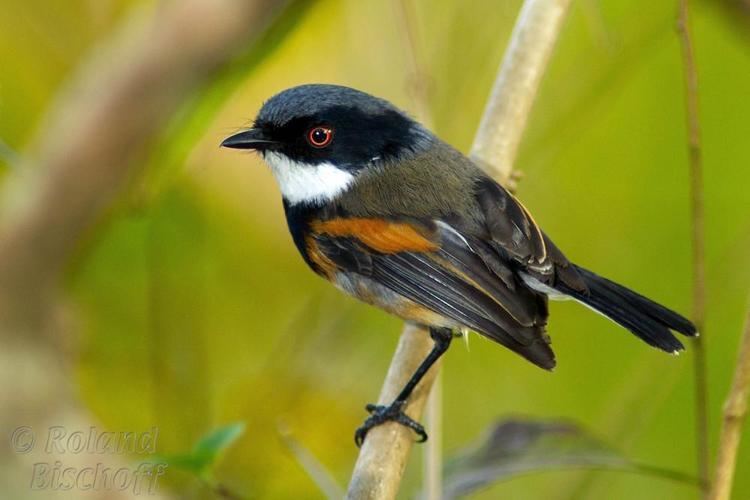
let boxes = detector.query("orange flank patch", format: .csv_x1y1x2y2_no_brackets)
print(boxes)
311,218,438,253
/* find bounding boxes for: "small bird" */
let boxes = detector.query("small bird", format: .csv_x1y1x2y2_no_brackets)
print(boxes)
221,84,697,446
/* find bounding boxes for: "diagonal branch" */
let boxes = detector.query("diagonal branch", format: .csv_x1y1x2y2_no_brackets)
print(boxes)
0,2,292,499
470,0,571,182
346,1,572,498
0,0,290,337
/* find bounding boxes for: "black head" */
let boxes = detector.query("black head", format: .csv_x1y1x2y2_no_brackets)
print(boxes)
221,84,433,170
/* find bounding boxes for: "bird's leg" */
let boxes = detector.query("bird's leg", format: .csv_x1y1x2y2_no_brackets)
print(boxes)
354,327,453,447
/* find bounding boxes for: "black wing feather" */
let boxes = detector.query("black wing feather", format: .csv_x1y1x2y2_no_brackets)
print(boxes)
474,177,587,292
314,231,555,369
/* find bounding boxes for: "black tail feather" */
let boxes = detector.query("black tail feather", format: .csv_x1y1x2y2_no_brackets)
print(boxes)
556,265,698,353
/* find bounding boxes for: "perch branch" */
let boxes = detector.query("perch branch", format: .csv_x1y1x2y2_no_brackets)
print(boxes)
676,0,710,492
346,1,571,498
709,305,750,500
470,0,571,182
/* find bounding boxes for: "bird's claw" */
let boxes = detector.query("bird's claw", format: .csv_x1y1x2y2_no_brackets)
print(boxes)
354,401,428,447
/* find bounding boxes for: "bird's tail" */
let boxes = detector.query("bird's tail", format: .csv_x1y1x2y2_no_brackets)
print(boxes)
556,264,698,353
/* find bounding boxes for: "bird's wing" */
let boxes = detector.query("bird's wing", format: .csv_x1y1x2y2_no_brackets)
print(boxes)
473,177,587,293
305,216,555,369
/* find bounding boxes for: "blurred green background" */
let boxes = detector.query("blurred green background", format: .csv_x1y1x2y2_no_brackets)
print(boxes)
1,0,749,498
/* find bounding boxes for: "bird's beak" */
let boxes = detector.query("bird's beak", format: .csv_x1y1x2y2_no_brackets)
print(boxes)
220,128,277,150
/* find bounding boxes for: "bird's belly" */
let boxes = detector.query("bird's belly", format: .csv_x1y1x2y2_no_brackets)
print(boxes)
333,272,460,329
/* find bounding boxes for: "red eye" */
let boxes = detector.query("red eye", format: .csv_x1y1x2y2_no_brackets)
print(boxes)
307,126,334,148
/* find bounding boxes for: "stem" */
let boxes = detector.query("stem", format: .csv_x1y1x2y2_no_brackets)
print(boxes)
424,370,443,500
676,0,709,493
346,1,571,498
277,420,345,499
709,306,750,500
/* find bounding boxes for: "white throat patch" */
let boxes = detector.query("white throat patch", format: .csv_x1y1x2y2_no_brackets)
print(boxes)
262,151,355,205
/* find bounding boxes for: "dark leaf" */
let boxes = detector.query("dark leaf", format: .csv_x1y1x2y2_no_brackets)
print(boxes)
441,417,698,499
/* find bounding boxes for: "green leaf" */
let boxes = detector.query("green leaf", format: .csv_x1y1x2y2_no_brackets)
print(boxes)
153,452,207,475
155,422,246,480
192,421,247,465
441,418,699,499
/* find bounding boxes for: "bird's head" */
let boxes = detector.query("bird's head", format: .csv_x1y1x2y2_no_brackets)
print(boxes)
221,84,433,206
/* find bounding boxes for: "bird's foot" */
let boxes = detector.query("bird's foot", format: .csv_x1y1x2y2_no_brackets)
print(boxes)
354,401,427,447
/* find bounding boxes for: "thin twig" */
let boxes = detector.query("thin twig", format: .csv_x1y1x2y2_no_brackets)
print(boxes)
346,1,572,498
709,306,750,500
676,0,710,493
395,0,433,127
277,420,345,499
423,370,443,500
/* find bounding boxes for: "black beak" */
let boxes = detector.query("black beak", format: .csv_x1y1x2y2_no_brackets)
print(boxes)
220,128,277,150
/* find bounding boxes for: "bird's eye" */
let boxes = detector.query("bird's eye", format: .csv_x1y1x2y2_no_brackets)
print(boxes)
306,126,334,148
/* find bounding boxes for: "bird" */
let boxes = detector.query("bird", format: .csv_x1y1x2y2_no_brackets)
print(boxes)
221,84,697,447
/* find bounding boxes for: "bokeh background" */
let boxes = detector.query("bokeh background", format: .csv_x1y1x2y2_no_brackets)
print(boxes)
1,0,749,498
